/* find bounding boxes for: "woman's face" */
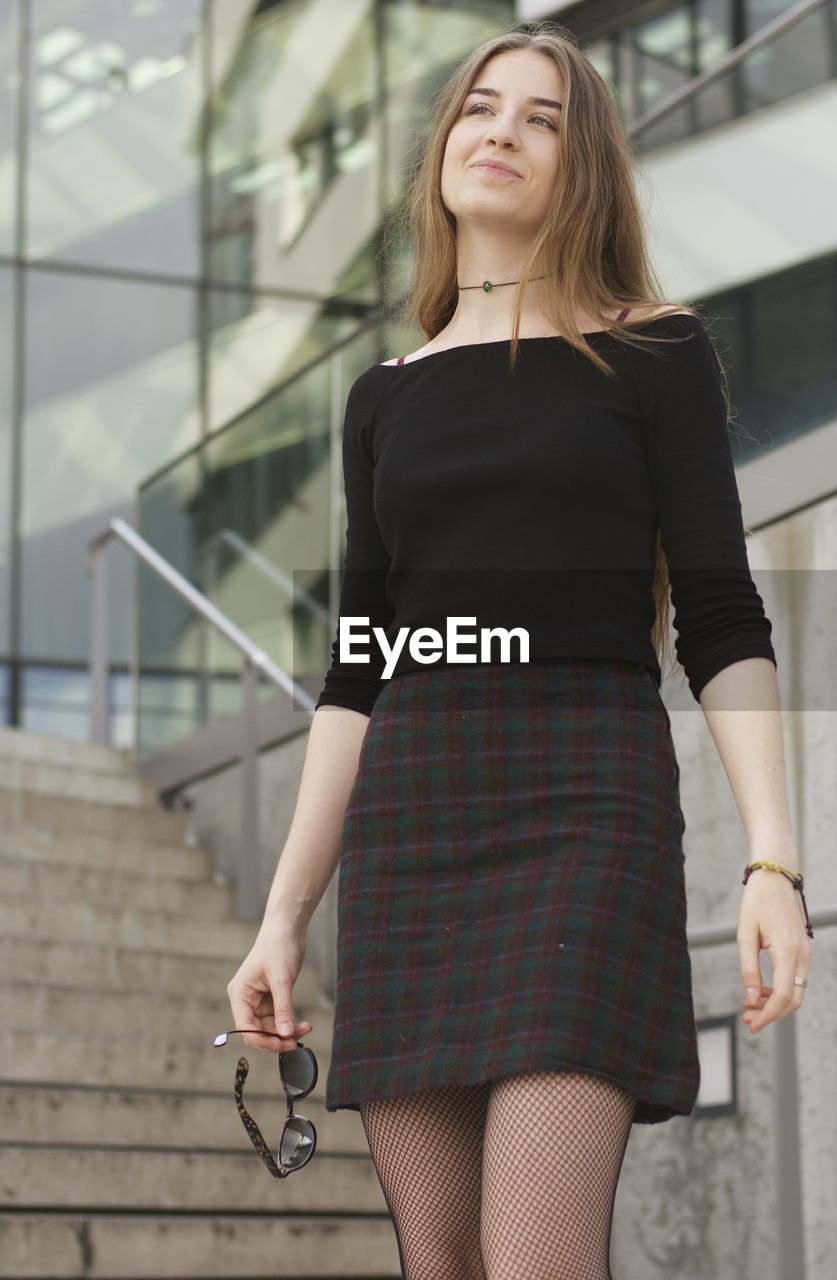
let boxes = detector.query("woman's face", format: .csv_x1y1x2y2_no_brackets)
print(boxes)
441,48,564,236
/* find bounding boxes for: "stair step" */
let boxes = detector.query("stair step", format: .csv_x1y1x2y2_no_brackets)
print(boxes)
0,825,211,880
0,1079,365,1155
0,980,333,1057
0,756,156,808
0,726,134,776
0,896,261,957
0,1144,386,1213
0,728,382,1280
0,935,319,1004
0,1025,341,1095
0,1212,401,1278
0,855,234,920
0,790,188,844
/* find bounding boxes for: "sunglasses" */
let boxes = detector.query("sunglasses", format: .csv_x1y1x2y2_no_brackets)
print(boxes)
213,1029,318,1178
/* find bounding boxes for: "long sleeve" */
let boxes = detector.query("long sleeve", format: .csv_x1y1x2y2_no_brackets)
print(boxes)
314,367,395,717
639,315,777,702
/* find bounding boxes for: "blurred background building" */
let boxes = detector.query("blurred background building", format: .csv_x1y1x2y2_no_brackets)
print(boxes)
1,0,835,748
0,2,835,1277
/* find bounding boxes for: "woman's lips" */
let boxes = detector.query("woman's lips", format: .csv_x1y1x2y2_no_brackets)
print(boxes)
471,162,521,179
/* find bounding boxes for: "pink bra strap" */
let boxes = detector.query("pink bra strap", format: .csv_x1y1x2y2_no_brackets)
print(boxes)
396,355,406,366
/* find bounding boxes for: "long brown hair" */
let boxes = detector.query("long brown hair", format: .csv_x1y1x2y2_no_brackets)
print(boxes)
385,17,739,692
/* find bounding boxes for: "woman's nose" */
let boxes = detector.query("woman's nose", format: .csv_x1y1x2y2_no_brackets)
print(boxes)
482,115,520,146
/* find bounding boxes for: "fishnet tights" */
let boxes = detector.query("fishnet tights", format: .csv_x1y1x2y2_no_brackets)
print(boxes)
359,1069,636,1280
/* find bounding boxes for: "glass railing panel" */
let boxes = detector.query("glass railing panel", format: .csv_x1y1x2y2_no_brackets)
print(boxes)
206,291,361,432
0,265,12,655
136,451,204,757
199,353,335,723
0,661,9,727
135,323,382,758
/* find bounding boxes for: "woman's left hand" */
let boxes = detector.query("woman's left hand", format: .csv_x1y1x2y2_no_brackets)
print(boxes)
737,861,813,1034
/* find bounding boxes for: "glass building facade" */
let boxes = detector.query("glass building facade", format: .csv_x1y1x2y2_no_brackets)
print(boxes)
1,0,835,747
0,0,517,741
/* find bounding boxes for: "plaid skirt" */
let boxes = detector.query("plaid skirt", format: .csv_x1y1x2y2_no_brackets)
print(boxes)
324,659,700,1125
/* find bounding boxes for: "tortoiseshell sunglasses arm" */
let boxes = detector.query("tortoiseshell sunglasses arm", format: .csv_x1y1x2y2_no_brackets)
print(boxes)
233,1055,287,1179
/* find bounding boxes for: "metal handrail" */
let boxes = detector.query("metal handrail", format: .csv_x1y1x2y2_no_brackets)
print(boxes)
85,515,317,919
627,0,829,139
687,901,836,947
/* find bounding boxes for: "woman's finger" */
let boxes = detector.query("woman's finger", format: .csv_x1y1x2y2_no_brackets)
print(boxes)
742,986,770,1026
743,985,771,1007
737,922,764,1013
743,942,798,1033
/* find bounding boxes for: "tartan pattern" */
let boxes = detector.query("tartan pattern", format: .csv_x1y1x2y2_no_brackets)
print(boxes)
325,659,700,1126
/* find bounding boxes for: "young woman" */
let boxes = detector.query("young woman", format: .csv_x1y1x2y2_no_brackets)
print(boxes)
227,20,813,1279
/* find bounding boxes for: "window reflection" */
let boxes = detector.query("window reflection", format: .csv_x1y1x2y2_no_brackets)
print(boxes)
0,1,19,255
27,0,203,273
21,268,199,662
206,0,379,298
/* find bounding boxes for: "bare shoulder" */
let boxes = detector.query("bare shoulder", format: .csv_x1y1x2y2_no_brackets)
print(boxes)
381,339,443,365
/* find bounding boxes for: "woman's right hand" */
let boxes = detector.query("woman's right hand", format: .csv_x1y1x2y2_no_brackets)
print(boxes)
226,921,314,1052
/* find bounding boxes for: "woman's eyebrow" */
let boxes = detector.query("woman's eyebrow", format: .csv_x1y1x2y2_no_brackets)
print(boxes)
465,86,562,110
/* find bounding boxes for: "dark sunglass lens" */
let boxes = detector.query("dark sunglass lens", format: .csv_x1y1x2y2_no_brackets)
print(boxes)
280,1046,316,1097
279,1116,315,1170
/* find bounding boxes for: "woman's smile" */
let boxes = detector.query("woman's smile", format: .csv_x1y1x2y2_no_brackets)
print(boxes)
471,161,522,179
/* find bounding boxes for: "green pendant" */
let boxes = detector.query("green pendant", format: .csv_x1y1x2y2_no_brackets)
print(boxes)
482,280,493,292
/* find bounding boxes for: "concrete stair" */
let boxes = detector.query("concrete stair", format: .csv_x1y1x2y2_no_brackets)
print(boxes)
0,727,400,1278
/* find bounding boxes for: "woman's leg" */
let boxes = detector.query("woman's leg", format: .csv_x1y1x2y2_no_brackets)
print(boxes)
360,1080,491,1280
480,1069,636,1280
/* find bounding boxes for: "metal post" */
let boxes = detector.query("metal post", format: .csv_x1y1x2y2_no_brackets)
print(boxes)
88,541,109,743
775,1012,806,1279
238,657,261,920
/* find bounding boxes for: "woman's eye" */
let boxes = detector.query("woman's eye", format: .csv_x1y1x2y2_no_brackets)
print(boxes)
464,103,556,129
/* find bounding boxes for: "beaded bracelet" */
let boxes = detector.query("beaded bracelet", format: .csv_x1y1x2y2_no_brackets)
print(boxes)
742,859,814,939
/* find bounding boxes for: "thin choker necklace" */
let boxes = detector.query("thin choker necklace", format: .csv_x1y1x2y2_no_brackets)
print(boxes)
458,274,548,293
